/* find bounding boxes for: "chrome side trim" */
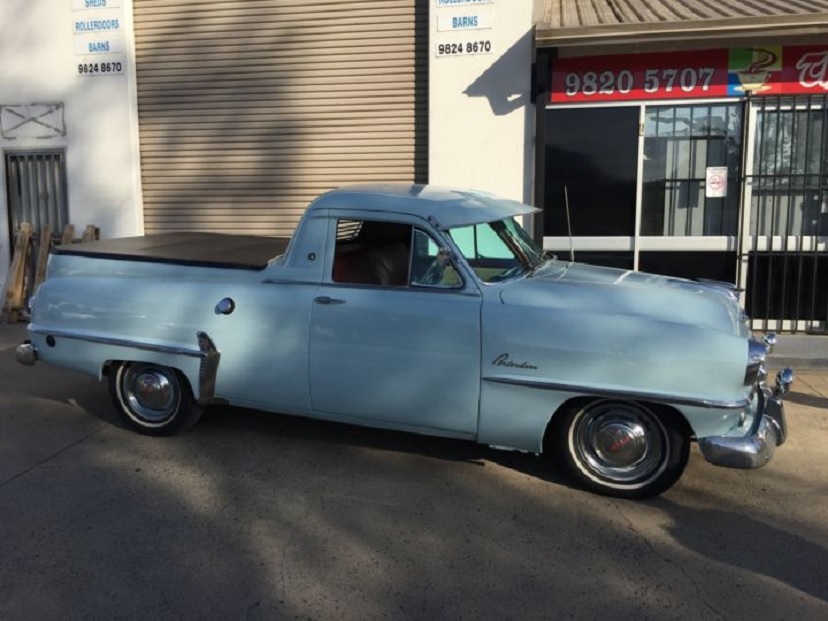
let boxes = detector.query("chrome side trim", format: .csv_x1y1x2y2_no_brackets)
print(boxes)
262,277,481,297
483,375,751,410
316,281,481,297
262,278,320,286
31,327,207,358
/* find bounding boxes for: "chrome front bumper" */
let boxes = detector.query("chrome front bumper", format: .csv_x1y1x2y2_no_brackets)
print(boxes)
698,368,794,469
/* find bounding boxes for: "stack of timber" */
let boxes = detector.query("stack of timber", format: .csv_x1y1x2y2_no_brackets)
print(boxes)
2,223,99,323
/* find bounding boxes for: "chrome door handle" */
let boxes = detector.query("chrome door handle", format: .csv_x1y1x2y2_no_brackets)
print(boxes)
314,296,345,305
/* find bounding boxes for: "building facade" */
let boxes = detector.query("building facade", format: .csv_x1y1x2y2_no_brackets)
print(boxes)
534,1,828,333
2,0,826,332
0,0,143,300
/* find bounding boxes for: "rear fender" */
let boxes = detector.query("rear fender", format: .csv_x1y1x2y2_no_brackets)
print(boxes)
29,327,220,403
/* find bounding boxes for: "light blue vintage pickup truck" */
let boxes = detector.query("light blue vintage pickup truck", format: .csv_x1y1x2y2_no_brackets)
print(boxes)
16,184,794,498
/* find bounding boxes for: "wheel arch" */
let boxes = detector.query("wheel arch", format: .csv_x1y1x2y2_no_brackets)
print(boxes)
542,395,693,457
109,360,204,435
100,354,203,398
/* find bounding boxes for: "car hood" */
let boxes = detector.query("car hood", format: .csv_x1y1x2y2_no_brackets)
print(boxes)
498,261,745,336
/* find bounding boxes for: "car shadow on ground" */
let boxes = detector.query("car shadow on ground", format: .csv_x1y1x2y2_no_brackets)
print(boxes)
657,497,828,604
0,340,592,495
197,405,577,490
784,389,828,409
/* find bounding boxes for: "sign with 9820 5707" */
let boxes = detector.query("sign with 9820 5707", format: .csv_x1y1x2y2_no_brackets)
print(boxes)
551,49,728,102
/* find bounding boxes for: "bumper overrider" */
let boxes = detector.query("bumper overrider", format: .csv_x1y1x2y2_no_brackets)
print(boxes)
16,341,37,366
698,368,794,469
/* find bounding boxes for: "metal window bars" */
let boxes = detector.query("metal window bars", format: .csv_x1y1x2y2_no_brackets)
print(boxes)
743,95,827,333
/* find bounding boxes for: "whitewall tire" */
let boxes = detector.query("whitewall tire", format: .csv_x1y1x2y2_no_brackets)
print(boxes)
109,362,203,436
548,399,690,499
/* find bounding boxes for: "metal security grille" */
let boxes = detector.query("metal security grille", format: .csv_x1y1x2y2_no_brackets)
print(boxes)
4,151,69,238
743,95,828,333
132,0,428,237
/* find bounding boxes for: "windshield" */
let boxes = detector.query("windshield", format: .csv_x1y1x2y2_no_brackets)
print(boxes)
448,217,545,282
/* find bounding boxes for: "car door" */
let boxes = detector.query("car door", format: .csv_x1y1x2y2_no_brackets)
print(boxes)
309,216,482,437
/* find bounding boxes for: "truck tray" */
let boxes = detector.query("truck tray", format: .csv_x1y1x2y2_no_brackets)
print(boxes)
53,232,290,271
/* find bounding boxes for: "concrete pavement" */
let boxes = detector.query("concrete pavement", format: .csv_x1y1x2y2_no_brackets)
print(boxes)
766,332,828,370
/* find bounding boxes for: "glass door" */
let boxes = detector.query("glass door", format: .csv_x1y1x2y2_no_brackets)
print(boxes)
638,103,743,282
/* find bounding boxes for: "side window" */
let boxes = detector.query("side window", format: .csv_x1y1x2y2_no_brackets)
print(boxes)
331,219,412,287
410,229,462,288
330,220,462,289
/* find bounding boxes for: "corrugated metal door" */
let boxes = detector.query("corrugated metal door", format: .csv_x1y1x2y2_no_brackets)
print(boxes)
132,0,428,237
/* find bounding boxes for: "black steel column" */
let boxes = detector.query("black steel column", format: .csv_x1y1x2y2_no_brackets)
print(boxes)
532,46,555,246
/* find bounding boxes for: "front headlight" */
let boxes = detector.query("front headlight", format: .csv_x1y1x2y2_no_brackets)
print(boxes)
744,338,768,385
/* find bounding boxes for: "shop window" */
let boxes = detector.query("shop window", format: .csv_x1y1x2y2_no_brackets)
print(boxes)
571,252,633,271
641,104,742,236
544,107,639,237
639,251,736,283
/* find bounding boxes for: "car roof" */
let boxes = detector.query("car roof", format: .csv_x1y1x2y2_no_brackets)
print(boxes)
307,183,539,230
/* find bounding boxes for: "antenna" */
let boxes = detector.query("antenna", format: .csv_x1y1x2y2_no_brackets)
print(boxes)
564,185,575,263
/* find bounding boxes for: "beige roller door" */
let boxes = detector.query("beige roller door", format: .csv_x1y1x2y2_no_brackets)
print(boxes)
133,0,427,236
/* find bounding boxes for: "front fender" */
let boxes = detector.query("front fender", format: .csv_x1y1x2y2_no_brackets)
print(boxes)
477,301,749,451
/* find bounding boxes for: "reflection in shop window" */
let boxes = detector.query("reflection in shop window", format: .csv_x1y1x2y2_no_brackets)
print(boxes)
641,104,742,236
751,99,827,237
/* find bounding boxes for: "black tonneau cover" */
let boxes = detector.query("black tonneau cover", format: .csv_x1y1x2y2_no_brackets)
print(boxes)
53,233,291,271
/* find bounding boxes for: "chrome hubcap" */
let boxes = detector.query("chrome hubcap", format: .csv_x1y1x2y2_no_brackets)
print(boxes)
123,364,179,423
594,421,648,467
573,402,666,484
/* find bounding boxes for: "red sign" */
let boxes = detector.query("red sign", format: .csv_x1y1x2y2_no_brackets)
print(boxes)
771,46,828,95
550,46,828,104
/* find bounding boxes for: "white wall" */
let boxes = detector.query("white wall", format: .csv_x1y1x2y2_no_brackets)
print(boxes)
0,0,142,292
429,0,535,208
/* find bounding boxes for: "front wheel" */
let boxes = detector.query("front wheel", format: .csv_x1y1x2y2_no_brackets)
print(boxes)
109,362,203,436
548,400,689,499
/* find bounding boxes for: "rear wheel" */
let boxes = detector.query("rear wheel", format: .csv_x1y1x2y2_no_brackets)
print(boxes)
549,399,689,499
109,362,202,436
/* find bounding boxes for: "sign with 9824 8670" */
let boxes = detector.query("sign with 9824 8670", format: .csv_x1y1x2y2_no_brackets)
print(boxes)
436,39,493,58
77,54,126,77
434,7,493,58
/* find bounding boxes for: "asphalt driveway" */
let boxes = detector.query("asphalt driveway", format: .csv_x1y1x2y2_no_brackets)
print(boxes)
1,323,827,620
